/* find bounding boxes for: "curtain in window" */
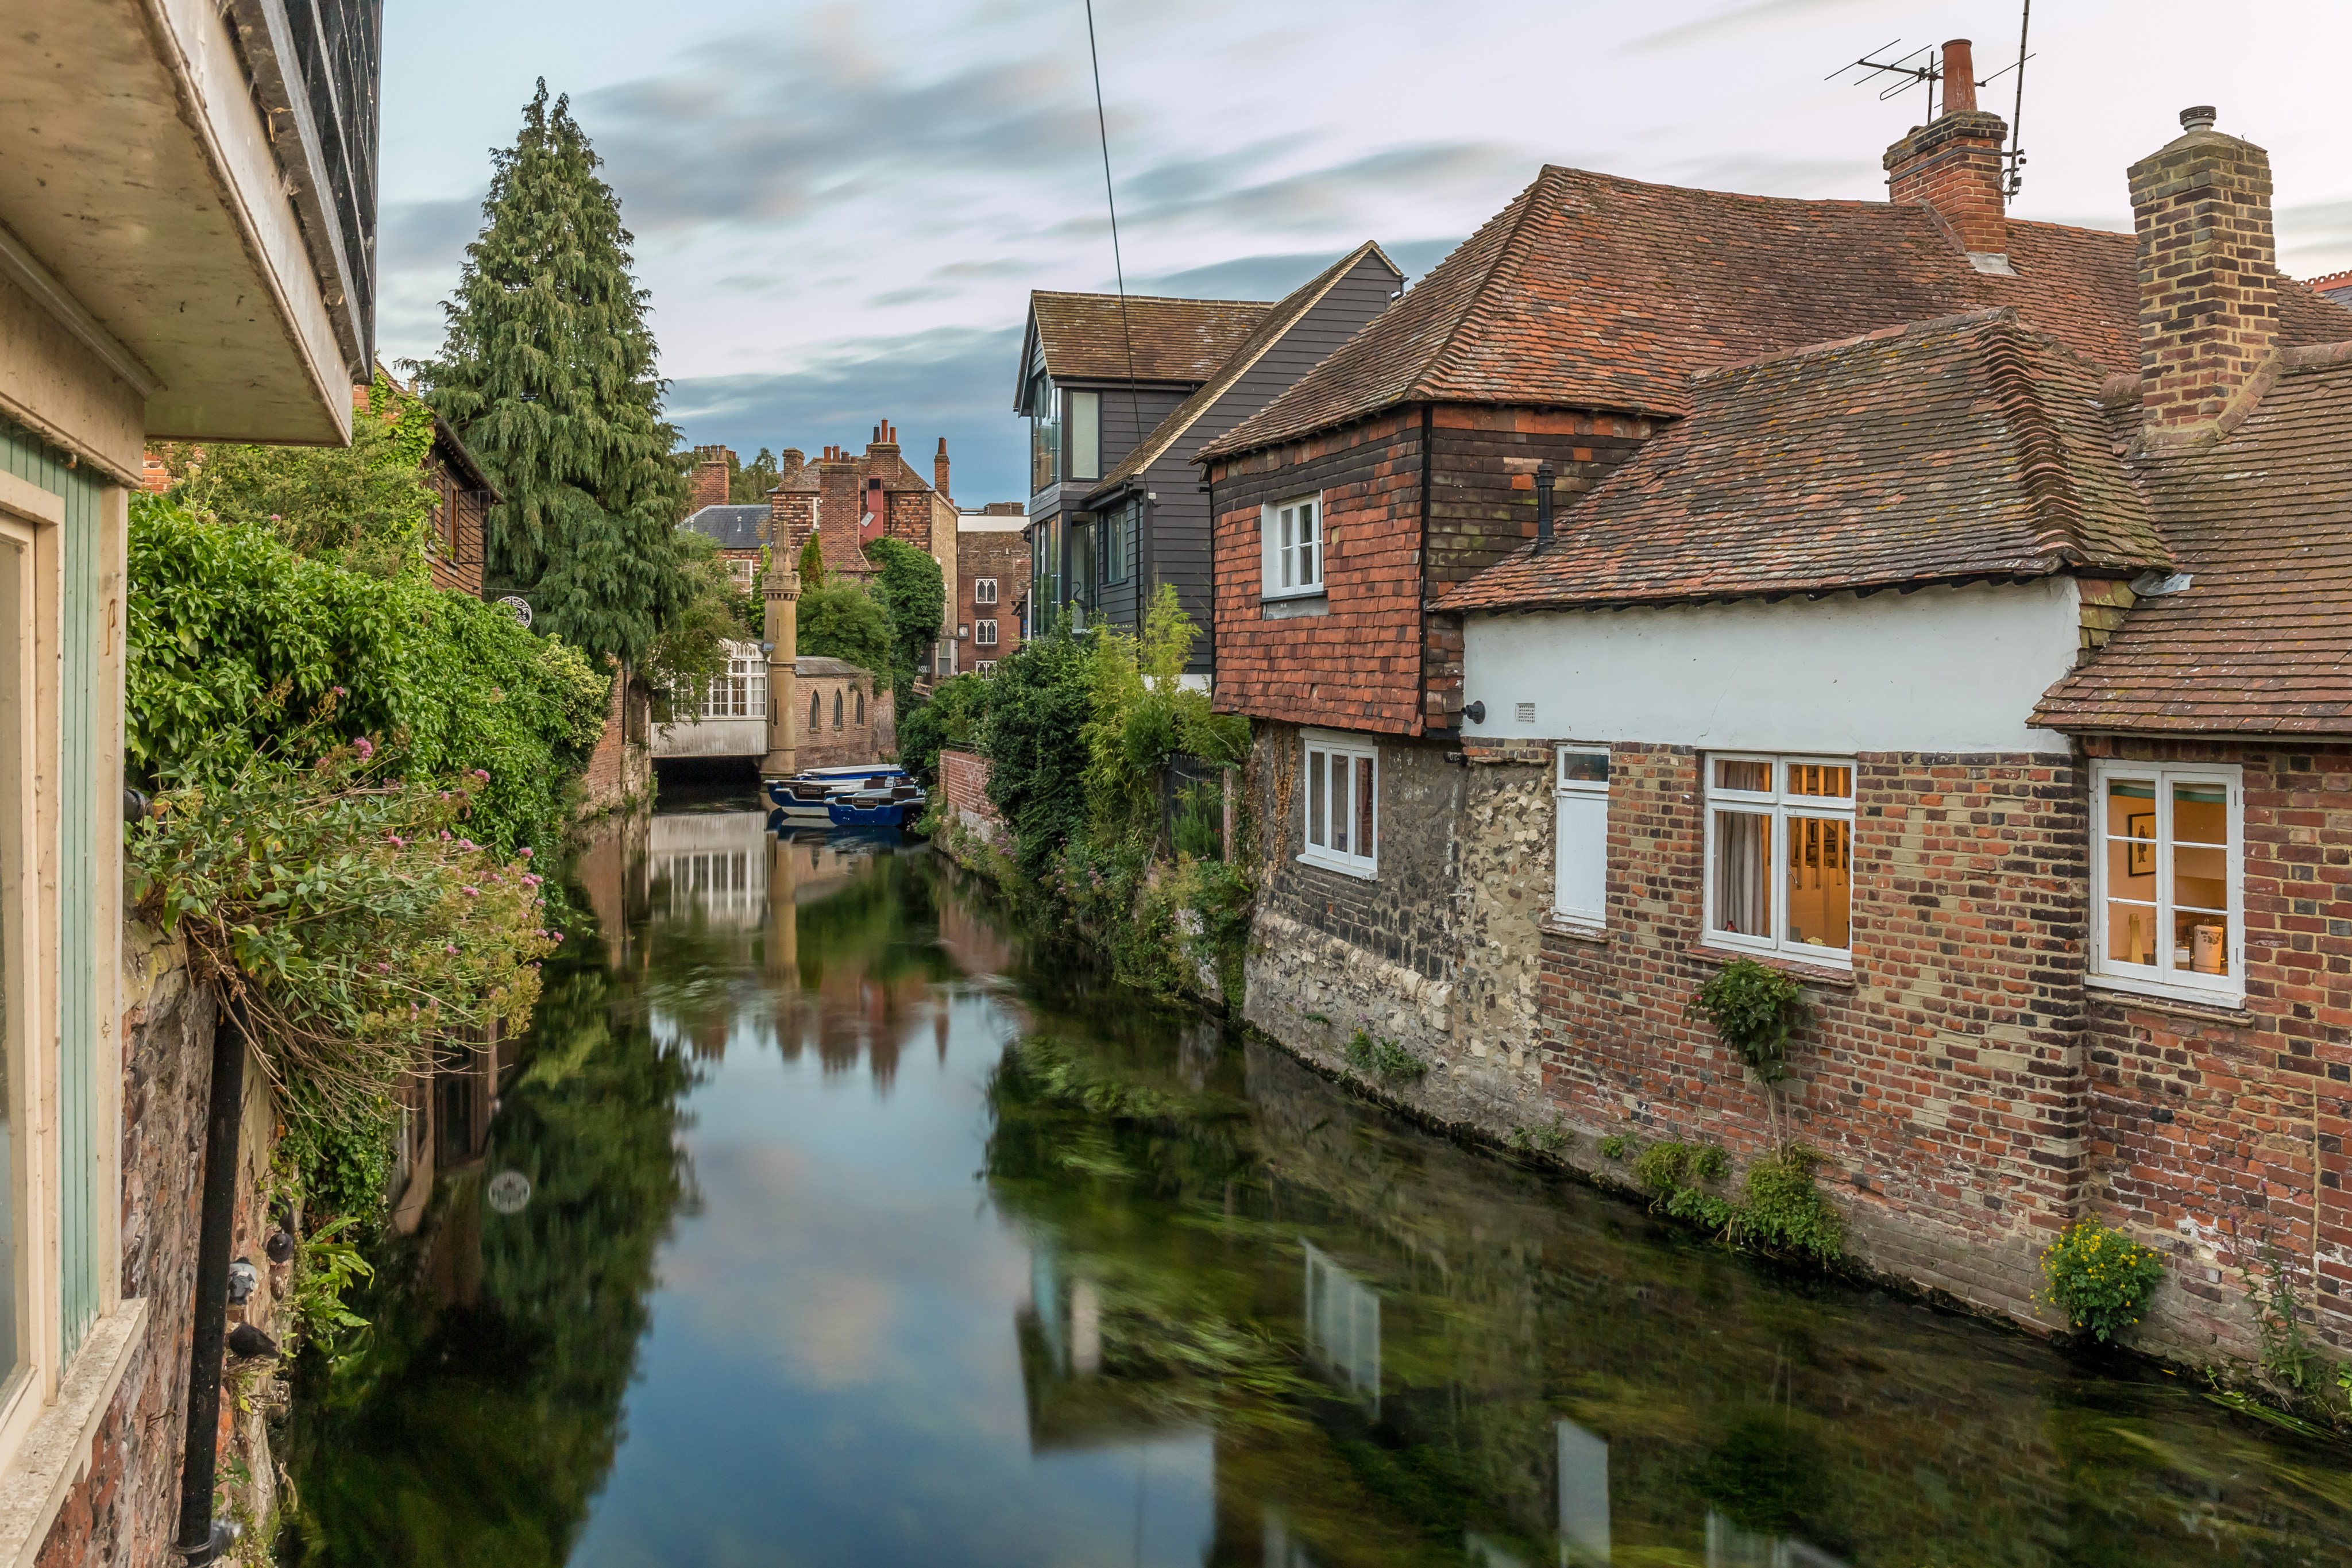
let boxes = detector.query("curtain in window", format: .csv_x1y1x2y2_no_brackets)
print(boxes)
1713,812,1769,936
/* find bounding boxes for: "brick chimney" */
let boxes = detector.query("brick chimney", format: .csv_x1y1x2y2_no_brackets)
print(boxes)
933,436,951,500
689,444,733,512
1883,39,2009,261
2130,105,2278,431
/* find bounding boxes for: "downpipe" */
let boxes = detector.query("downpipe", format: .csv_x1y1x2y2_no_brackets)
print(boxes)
172,988,250,1563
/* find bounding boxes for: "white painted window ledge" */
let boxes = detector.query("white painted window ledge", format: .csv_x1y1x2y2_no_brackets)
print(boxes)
0,1301,148,1568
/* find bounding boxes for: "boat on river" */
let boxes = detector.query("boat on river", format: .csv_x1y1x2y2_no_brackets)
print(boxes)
825,779,926,829
766,764,911,822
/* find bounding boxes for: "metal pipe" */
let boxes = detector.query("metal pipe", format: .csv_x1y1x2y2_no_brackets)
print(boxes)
173,990,249,1562
1536,462,1555,551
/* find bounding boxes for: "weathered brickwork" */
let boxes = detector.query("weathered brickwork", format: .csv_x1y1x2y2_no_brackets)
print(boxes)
792,667,895,770
2080,737,2352,1360
578,671,652,818
937,749,1005,848
955,526,1029,668
1209,407,1647,736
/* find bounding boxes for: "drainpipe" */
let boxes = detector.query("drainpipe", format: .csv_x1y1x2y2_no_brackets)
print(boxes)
1536,461,1555,551
173,989,250,1563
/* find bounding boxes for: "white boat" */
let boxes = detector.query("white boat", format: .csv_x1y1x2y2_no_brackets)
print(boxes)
767,766,912,822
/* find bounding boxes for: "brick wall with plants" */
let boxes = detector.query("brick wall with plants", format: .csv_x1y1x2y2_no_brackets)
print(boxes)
2079,736,2352,1414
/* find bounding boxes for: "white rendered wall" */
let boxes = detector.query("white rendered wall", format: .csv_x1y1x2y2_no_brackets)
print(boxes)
1461,579,2082,755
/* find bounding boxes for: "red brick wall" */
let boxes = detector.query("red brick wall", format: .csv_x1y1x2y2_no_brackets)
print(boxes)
2080,737,2352,1357
1209,405,1648,736
578,671,650,816
793,675,895,769
939,748,1003,846
425,457,485,597
957,530,1029,665
771,494,818,560
1534,744,2090,1326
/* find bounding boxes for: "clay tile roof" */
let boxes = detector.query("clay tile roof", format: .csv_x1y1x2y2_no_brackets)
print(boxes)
2035,343,2352,735
1200,164,2352,461
1089,242,1400,498
1439,310,2167,615
2308,268,2352,307
817,517,872,578
1025,291,1272,388
681,504,768,550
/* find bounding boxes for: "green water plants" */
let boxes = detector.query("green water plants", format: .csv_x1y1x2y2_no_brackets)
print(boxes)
1731,1148,1844,1264
2037,1218,2164,1343
1345,1028,1427,1084
1633,1141,1736,1229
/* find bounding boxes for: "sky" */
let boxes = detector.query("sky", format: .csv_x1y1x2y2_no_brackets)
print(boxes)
379,0,2352,507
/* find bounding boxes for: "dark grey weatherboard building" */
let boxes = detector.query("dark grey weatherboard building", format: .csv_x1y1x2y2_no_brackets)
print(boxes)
1083,244,1404,679
1017,250,1402,678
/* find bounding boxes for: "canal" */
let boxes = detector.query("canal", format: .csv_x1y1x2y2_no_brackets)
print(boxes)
283,789,2352,1567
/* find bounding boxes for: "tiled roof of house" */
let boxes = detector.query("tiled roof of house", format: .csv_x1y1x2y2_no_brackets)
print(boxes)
1439,310,2167,614
2308,268,2352,307
816,516,872,579
682,504,768,550
1200,164,2352,460
1026,291,1271,388
1088,242,1399,498
2035,343,2352,735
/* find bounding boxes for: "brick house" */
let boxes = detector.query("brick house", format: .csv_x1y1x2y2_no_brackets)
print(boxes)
679,502,767,590
422,409,495,597
766,423,961,679
956,503,1029,670
1206,47,2352,1359
792,656,895,768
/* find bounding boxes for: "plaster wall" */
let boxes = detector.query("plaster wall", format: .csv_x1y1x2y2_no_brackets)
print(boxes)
1461,579,2082,755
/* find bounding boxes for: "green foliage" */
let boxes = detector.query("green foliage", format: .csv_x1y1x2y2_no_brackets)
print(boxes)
157,370,439,581
414,82,693,666
2241,1243,2322,1392
1599,1134,1631,1160
1343,1028,1427,1083
640,528,745,721
1688,957,1810,1084
289,1216,377,1350
1173,781,1223,860
796,531,825,587
1505,1118,1570,1157
1078,586,1247,854
276,1086,400,1227
980,628,1095,883
728,446,781,504
2036,1218,2163,1344
897,671,992,782
796,580,890,675
1731,1147,1845,1263
129,726,555,1110
1633,1141,1736,1229
129,495,608,856
866,536,946,702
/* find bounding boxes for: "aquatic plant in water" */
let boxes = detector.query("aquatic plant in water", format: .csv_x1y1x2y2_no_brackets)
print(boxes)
2038,1218,2163,1343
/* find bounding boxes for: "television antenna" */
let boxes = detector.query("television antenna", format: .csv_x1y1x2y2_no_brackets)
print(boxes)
1826,4,2036,198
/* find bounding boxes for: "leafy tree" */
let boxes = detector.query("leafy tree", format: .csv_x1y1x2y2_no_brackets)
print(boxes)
156,369,439,580
897,671,993,782
979,627,1093,882
796,531,825,588
414,81,698,673
729,446,780,503
866,537,945,702
795,581,889,674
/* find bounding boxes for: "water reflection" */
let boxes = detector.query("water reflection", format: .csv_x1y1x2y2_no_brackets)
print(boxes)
286,790,2352,1568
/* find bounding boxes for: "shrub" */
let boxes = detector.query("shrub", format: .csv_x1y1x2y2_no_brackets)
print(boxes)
1599,1134,1630,1160
898,670,993,783
980,629,1094,882
2037,1218,2163,1342
795,579,890,675
1731,1148,1844,1264
866,536,946,702
1634,1141,1736,1229
1688,957,1809,1083
1343,1028,1426,1083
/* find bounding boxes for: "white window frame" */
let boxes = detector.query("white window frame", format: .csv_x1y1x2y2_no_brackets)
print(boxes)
975,661,997,674
1552,744,1611,927
1701,752,1856,968
1262,494,1324,601
1298,730,1378,879
2090,759,2245,1006
974,577,998,605
975,619,999,647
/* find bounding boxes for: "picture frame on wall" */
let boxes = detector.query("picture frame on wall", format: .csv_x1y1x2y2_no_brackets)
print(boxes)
2125,812,2156,876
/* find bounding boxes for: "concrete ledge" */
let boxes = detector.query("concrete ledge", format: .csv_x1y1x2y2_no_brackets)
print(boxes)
0,1299,149,1567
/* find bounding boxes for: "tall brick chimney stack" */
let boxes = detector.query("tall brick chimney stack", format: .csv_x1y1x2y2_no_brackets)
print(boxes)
1882,39,2009,261
933,437,951,500
689,444,733,512
2130,106,2278,432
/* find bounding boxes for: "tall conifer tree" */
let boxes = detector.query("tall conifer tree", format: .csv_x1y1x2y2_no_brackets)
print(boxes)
418,83,690,665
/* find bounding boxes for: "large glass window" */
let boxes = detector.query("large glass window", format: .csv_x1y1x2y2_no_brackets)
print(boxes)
1028,375,1059,492
1264,495,1323,599
698,652,766,720
2094,761,2241,1001
1553,747,1610,925
1301,734,1377,877
1065,390,1100,482
1104,501,1131,585
1704,755,1853,964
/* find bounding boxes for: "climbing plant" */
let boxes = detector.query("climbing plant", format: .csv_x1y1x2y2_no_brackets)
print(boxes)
1688,957,1811,1146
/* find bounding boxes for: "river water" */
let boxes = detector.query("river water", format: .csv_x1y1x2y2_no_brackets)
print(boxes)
283,790,2352,1567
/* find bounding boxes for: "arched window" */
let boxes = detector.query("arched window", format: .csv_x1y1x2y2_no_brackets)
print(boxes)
833,690,843,729
809,692,820,730
856,689,866,725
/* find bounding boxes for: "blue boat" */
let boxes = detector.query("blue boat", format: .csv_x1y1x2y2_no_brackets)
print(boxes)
824,780,928,831
766,765,909,820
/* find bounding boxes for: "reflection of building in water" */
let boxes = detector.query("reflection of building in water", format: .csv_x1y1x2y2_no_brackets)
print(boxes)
1705,1513,1846,1568
650,810,772,926
1262,1511,1317,1567
1557,1419,1610,1566
1014,1244,1190,1452
1301,1241,1380,1412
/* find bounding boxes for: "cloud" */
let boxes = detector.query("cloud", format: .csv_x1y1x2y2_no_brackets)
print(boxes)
1624,0,1883,54
668,325,1029,505
1667,153,1879,198
377,195,486,275
1121,142,1528,235
1134,235,1463,302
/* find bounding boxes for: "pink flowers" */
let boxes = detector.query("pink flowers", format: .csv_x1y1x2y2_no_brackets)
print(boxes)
353,737,374,760
521,872,542,888
386,833,406,848
461,886,480,898
439,830,452,841
470,768,490,783
458,838,477,851
518,847,534,859
444,943,457,955
331,686,349,698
